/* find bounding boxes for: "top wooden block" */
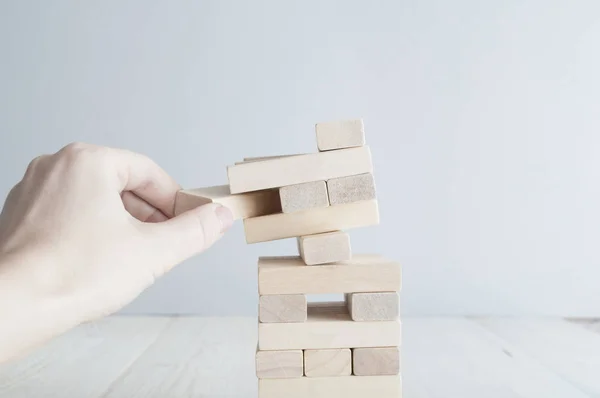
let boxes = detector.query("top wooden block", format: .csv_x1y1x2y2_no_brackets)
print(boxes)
227,146,372,194
174,185,281,220
315,119,365,151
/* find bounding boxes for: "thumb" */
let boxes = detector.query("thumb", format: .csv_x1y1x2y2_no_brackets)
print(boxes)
140,203,234,276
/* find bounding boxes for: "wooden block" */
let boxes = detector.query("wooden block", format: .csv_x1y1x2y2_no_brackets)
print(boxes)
304,349,351,377
315,119,365,151
259,375,401,398
256,349,304,379
258,303,401,350
347,292,399,321
258,254,401,295
244,200,379,244
227,146,372,193
259,294,307,323
298,231,351,265
353,347,400,376
174,185,281,219
279,181,329,213
327,173,376,205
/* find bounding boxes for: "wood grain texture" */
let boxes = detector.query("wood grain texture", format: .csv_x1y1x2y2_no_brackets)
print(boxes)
315,119,366,151
0,317,171,398
256,350,304,379
400,318,591,398
327,173,376,205
258,254,401,295
258,303,401,351
98,317,257,397
476,318,600,395
227,146,372,193
259,375,401,398
244,200,379,243
353,347,400,376
259,295,307,323
304,349,351,377
279,181,329,213
298,231,351,265
0,317,593,398
174,185,281,219
347,292,399,321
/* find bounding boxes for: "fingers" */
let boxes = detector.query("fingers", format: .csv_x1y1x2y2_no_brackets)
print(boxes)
24,155,51,176
51,143,181,218
121,191,169,223
106,148,181,218
139,203,234,277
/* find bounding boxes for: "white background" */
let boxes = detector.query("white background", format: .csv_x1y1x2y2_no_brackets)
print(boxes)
1,0,599,316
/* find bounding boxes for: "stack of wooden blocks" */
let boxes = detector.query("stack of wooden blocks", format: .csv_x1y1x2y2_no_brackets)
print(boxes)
174,119,402,397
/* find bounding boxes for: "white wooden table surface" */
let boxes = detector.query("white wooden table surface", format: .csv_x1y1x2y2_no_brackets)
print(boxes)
0,316,598,397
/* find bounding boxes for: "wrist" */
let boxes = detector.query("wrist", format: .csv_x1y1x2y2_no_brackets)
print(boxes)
0,249,77,363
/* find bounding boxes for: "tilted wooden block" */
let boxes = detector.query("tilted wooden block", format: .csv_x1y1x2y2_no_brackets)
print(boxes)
298,231,351,265
174,185,281,220
279,181,329,213
258,254,401,295
259,376,401,398
256,349,304,379
315,119,366,151
259,294,307,323
347,292,399,321
304,348,351,377
244,200,379,243
227,146,372,193
327,173,376,206
353,347,400,376
258,303,401,351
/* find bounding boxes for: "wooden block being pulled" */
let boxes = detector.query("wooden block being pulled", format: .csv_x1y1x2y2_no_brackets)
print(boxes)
280,181,329,213
258,254,401,295
258,303,400,350
227,146,372,193
315,119,365,151
353,347,400,376
256,349,304,379
298,231,351,265
304,348,351,377
244,200,379,243
347,292,399,321
327,173,376,205
259,294,307,323
259,375,401,398
174,185,280,220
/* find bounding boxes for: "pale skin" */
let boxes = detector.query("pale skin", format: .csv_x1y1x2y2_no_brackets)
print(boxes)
0,143,234,364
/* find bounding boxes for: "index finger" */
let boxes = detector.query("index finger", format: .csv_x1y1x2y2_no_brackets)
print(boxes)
107,148,181,218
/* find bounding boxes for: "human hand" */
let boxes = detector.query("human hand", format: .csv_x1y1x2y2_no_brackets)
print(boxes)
0,143,233,362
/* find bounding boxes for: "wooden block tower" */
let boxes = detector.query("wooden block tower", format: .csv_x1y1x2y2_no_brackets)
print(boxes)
174,119,402,397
